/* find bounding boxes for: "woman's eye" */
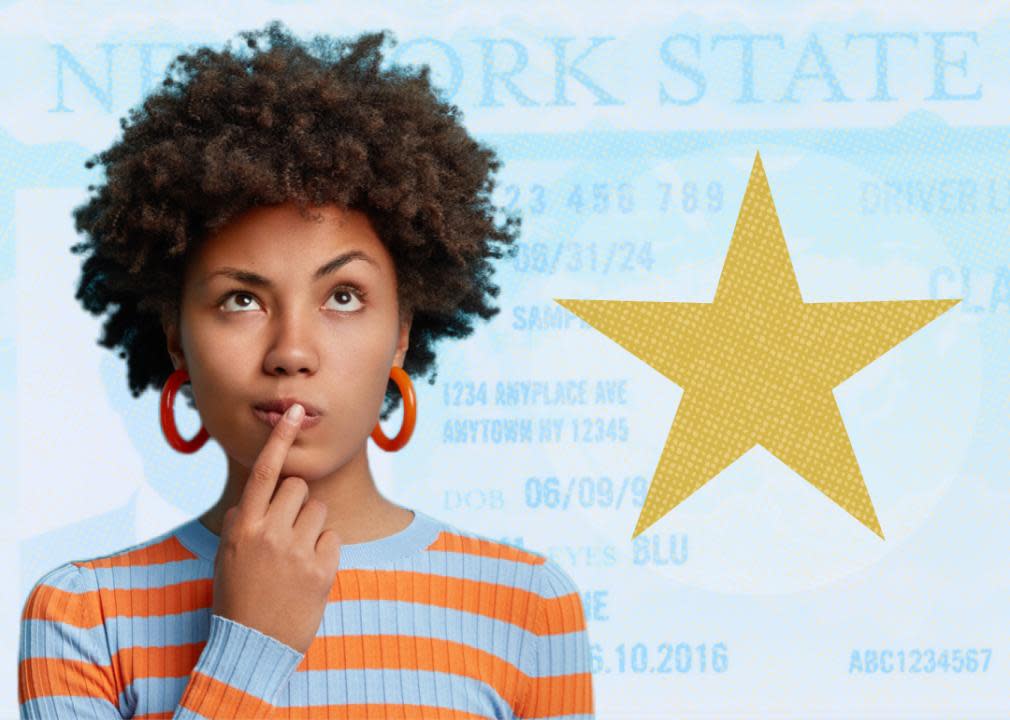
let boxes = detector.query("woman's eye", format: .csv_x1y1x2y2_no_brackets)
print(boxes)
220,287,365,313
327,287,365,312
219,292,260,312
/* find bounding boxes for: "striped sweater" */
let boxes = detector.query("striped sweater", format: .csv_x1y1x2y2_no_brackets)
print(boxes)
18,508,594,719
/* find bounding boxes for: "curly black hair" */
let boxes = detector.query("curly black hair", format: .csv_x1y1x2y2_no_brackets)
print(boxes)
70,20,520,421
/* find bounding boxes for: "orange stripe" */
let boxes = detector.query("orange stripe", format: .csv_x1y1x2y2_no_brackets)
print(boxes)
20,579,106,628
301,634,527,701
115,642,204,680
135,702,492,720
102,634,530,698
276,703,493,719
21,633,592,704
20,632,589,716
538,591,588,635
77,536,198,568
330,569,548,630
22,578,213,627
177,669,276,717
33,568,558,632
121,634,553,718
519,671,594,718
426,531,548,565
40,634,556,705
17,657,118,704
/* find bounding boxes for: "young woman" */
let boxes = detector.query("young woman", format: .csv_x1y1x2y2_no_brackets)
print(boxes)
18,21,594,719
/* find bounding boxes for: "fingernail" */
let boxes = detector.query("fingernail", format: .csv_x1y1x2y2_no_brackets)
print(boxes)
286,403,305,423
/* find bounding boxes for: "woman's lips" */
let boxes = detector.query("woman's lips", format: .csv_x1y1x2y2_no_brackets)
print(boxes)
253,406,323,429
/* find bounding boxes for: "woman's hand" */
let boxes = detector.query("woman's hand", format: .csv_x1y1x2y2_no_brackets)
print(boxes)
210,404,342,655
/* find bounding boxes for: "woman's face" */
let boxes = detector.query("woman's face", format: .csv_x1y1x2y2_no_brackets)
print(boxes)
162,202,411,476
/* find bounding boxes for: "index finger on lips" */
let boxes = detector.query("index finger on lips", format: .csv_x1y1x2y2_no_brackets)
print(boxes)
236,403,304,518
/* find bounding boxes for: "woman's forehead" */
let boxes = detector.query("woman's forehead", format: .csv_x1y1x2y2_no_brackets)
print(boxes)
191,202,392,276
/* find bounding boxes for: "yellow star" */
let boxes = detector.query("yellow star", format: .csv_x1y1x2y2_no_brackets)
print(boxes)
555,151,961,540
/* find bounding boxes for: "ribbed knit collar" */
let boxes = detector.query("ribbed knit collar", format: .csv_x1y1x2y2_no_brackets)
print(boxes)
174,507,443,569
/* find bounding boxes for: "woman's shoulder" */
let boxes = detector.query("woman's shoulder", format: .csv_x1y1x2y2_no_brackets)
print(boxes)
22,560,94,616
18,522,214,716
421,511,547,561
417,511,583,597
23,521,207,611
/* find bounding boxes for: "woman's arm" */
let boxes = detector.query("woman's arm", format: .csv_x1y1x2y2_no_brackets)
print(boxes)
18,562,304,719
515,559,596,719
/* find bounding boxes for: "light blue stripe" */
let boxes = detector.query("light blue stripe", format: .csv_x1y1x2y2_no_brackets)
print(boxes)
171,509,448,568
187,614,302,702
88,548,547,594
19,694,122,719
90,556,211,590
537,628,593,676
19,619,109,665
394,545,542,590
128,668,517,719
171,709,216,720
96,600,537,663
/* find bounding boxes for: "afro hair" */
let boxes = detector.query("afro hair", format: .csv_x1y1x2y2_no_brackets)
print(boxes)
69,20,521,421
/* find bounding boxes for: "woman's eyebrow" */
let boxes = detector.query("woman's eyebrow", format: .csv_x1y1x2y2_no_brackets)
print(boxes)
200,250,379,288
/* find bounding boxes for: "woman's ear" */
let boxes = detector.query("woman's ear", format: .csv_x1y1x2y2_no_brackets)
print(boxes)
161,312,184,370
394,312,412,368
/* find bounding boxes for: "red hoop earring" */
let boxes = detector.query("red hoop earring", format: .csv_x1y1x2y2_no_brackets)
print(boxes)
371,366,416,452
161,368,210,453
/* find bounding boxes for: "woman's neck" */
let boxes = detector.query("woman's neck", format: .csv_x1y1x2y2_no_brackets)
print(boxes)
201,447,413,544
